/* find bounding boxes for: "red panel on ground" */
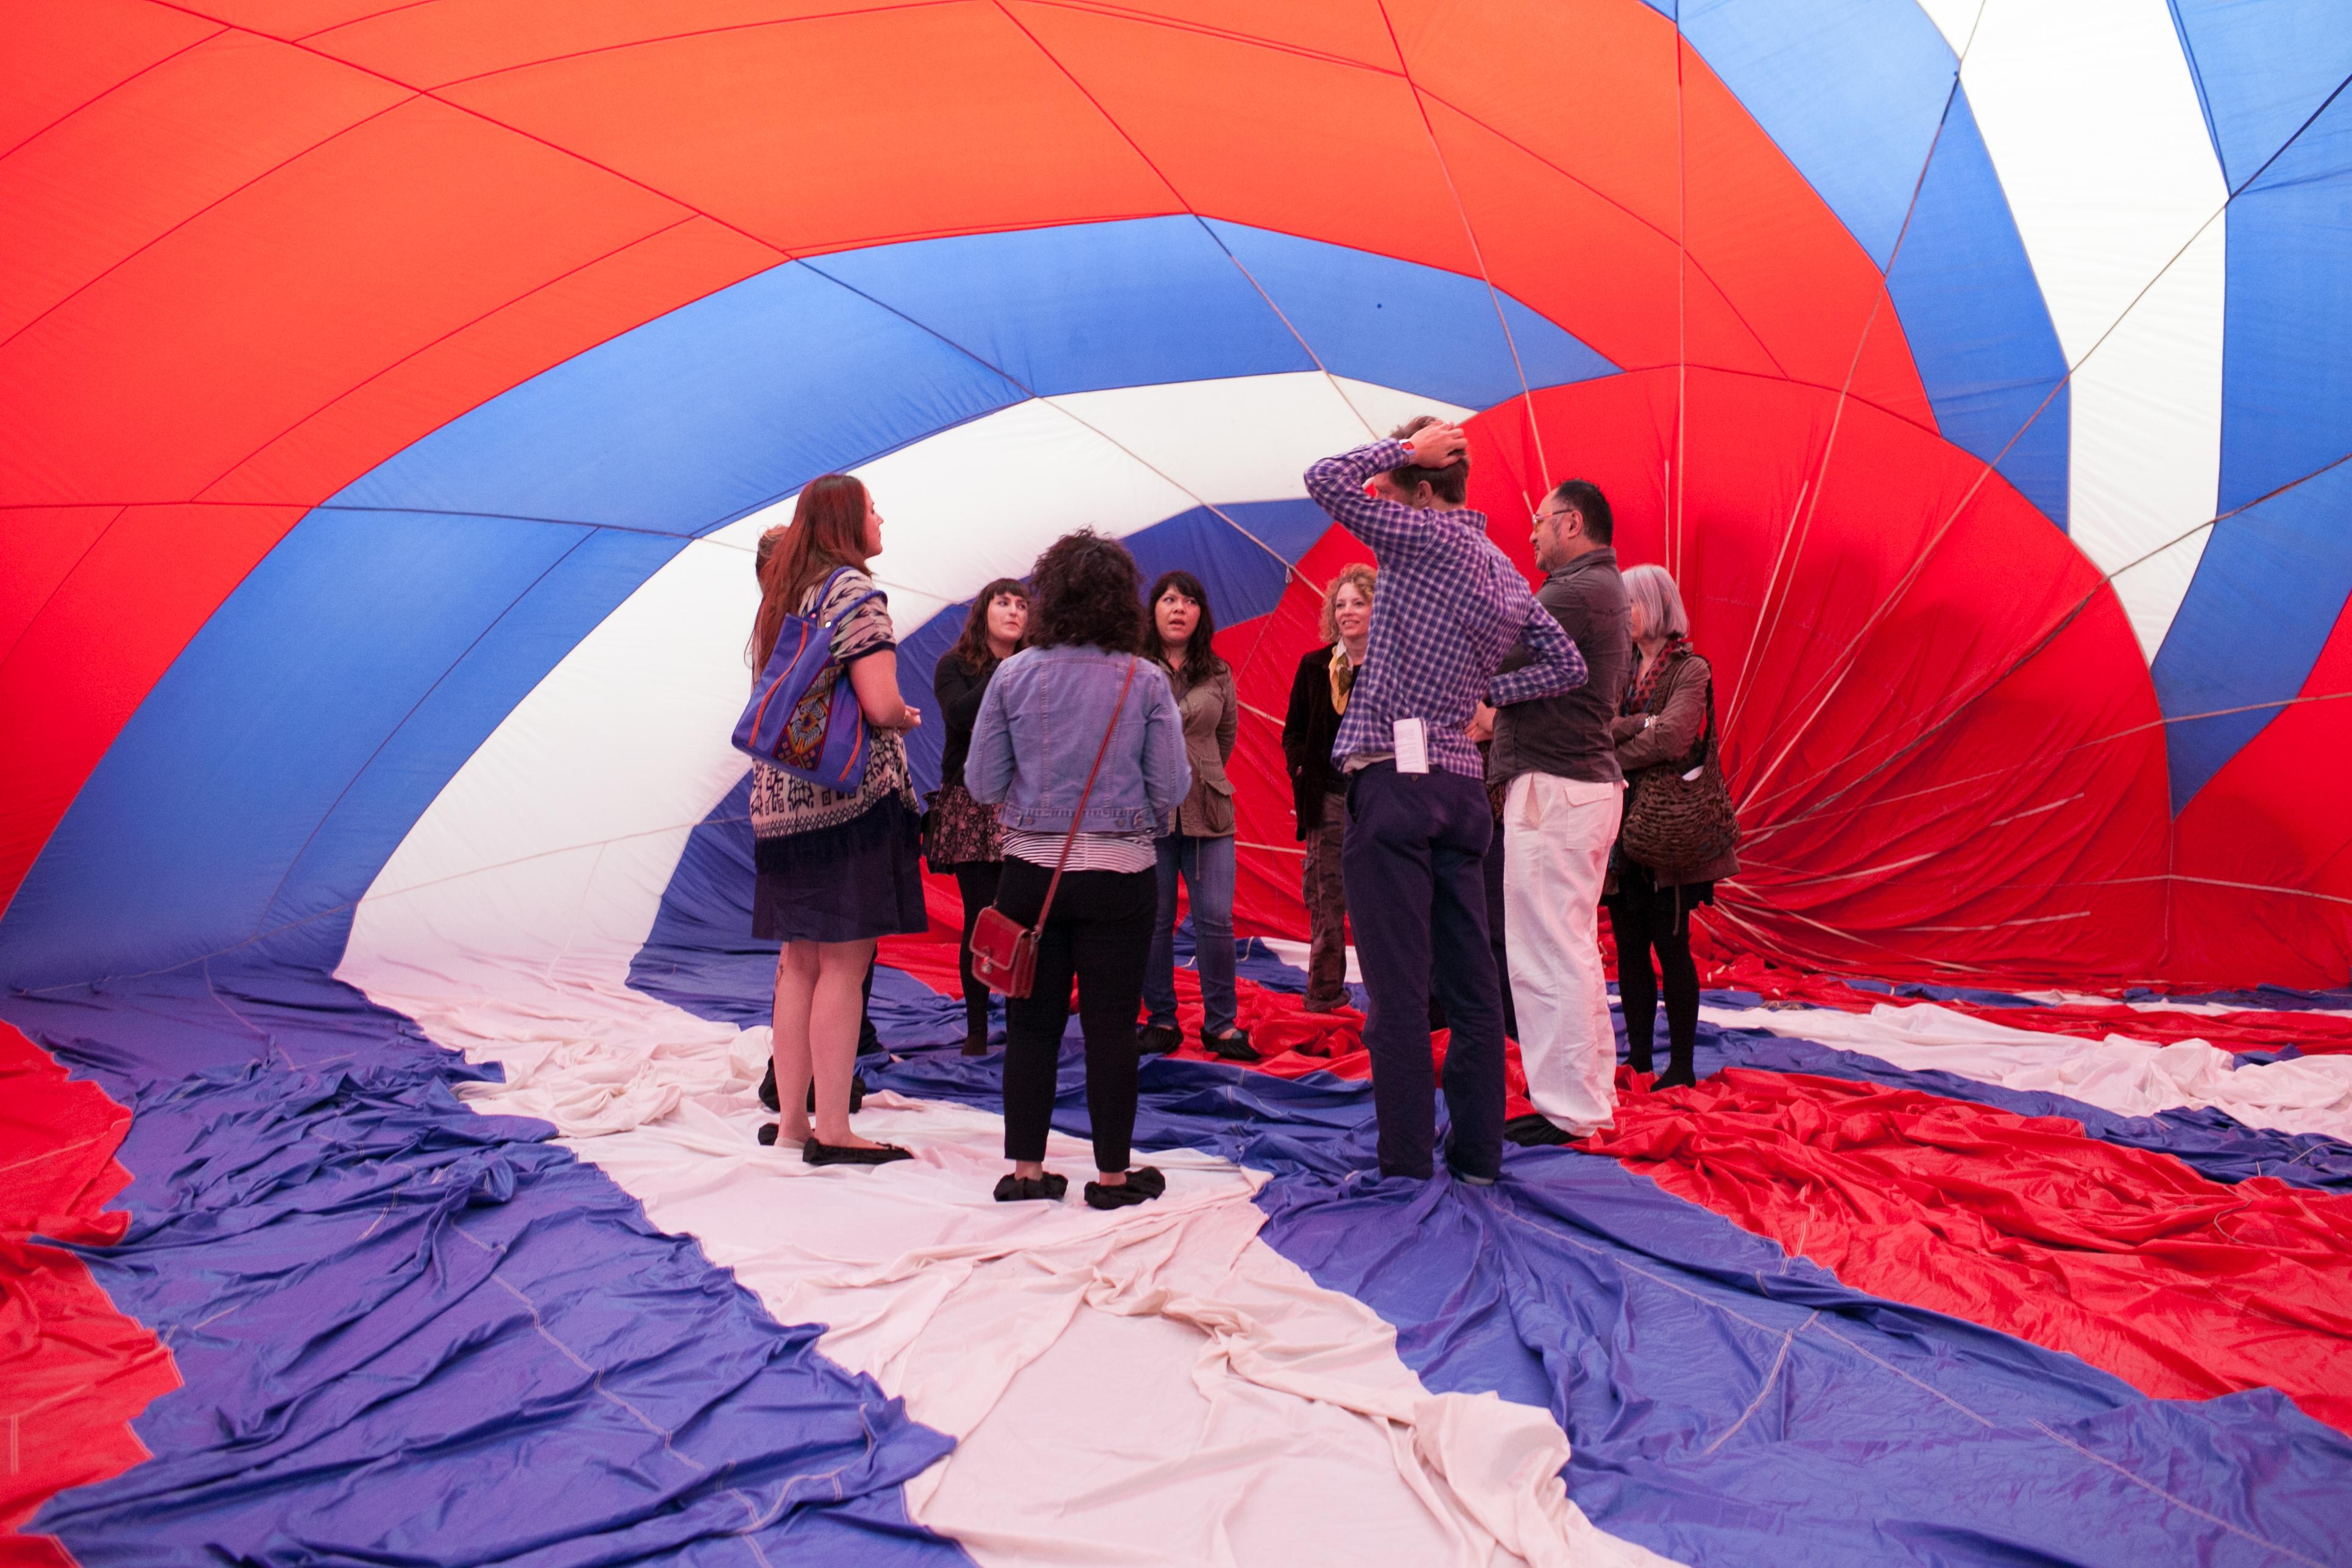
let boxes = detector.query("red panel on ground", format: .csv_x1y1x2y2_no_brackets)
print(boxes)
1589,1068,2352,1433
0,1023,177,1553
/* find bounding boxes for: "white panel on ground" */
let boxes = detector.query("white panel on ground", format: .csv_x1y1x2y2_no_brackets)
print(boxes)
1938,1,2228,659
1704,1000,2352,1143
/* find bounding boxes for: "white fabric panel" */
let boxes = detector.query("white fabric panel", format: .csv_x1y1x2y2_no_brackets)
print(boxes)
1705,1000,2352,1143
350,375,1466,995
1940,1,2228,659
344,945,1675,1567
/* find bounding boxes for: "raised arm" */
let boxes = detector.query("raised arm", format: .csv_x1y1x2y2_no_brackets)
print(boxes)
1487,590,1588,708
1302,422,1470,560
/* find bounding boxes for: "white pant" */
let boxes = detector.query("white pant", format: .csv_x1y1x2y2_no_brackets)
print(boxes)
1501,772,1623,1134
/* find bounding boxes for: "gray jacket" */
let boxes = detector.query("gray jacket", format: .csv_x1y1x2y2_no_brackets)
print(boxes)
1489,548,1632,788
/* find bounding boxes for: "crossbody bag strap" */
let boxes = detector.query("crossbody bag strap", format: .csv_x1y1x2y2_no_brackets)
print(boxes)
1034,656,1139,931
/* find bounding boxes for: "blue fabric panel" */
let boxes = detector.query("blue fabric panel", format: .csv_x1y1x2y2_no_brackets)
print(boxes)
2152,453,2352,809
337,261,1025,534
0,513,663,992
2153,21,2352,805
807,217,1313,394
3,972,969,1568
1881,90,2072,526
1202,221,1615,403
1676,0,1958,270
894,501,1332,793
2169,1,2352,187
858,1040,2352,1567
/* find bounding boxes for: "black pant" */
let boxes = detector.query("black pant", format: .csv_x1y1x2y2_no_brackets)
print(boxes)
1341,763,1508,1181
1483,829,1517,1042
996,858,1156,1174
1608,866,1700,1075
953,861,1003,1042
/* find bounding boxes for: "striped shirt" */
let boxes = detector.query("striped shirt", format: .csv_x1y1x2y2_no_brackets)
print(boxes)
1003,828,1157,874
1304,439,1589,781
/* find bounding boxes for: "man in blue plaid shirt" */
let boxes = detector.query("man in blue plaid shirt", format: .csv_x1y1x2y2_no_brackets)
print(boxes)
1305,418,1589,1183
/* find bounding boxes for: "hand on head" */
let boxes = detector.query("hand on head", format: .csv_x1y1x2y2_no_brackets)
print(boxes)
1402,421,1469,470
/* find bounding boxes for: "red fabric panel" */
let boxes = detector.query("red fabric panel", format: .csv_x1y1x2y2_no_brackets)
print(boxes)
1589,1068,2352,1433
442,5,1174,255
0,0,217,155
0,1023,177,1552
2168,593,2352,991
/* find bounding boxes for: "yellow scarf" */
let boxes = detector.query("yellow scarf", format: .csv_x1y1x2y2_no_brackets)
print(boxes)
1329,642,1359,716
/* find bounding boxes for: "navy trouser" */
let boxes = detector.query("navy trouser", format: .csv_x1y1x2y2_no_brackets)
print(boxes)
1341,762,1508,1181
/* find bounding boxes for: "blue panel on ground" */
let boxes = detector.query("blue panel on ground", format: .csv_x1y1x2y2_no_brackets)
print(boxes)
1204,221,1614,403
1678,0,1958,270
2153,452,2352,810
2154,16,2352,805
0,512,673,991
860,1036,2352,1568
1882,90,2072,527
2,973,970,1568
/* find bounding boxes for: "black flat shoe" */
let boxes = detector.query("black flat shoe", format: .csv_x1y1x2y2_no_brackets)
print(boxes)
1202,1029,1259,1062
759,1061,779,1111
1084,1165,1165,1209
1137,1024,1183,1056
803,1136,912,1167
993,1173,1068,1202
1650,1064,1699,1091
758,1122,781,1146
961,1035,991,1057
1503,1113,1578,1147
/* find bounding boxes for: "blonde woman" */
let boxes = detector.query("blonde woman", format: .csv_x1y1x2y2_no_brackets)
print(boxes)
1279,565,1374,1016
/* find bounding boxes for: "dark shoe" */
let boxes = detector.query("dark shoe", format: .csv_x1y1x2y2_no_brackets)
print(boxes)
1084,1167,1167,1210
1202,1029,1259,1062
1650,1063,1698,1091
803,1073,867,1114
1300,994,1351,1016
758,1121,780,1146
994,1172,1068,1202
760,1060,779,1111
1446,1161,1499,1188
961,1033,991,1057
1137,1024,1183,1056
803,1136,912,1167
1503,1113,1577,1148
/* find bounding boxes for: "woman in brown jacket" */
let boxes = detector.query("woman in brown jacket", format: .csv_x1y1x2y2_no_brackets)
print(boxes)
1606,564,1737,1090
1139,570,1252,1060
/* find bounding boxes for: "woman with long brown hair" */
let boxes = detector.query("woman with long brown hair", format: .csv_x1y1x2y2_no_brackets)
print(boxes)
1137,569,1249,1061
746,473,926,1164
928,577,1030,1055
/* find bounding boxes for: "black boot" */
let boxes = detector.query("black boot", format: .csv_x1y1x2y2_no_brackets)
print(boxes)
1651,1042,1697,1091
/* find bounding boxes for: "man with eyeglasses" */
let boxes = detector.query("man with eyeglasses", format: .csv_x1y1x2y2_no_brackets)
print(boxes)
1472,479,1631,1146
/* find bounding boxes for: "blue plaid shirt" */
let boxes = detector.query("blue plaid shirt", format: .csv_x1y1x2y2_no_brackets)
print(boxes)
1307,439,1588,780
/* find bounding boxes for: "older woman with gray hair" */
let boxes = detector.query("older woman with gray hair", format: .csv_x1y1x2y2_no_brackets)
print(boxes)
1606,563,1738,1090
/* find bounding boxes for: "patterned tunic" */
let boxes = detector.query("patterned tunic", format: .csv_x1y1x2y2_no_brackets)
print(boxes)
749,567,915,839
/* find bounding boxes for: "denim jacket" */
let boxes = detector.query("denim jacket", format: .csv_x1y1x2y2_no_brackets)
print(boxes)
967,645,1192,835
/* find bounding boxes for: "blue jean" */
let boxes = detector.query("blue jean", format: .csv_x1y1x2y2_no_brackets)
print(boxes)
1143,832,1238,1038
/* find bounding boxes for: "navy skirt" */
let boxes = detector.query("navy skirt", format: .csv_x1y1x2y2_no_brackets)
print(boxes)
753,794,928,944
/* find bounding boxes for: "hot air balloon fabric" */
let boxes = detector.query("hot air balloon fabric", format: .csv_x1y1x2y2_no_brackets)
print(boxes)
5,4,2351,1566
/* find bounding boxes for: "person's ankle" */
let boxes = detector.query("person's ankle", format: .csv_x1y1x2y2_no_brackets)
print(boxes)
1096,1170,1127,1187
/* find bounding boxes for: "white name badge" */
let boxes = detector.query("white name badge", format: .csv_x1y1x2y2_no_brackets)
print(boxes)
1393,716,1429,774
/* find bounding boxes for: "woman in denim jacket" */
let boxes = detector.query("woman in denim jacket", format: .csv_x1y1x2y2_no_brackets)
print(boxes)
967,530,1190,1209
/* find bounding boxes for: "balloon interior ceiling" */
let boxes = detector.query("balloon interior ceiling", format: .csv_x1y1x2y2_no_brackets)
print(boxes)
5,4,2351,1567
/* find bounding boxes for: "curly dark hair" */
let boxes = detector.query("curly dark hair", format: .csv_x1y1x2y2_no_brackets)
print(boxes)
1146,569,1226,688
1028,529,1146,653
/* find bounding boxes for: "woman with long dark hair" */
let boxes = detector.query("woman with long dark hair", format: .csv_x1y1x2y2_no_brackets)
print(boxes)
967,531,1190,1207
1137,570,1249,1060
928,577,1030,1055
745,473,926,1164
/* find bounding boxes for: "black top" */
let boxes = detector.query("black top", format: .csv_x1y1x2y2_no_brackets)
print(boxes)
1280,643,1349,838
1489,546,1632,788
933,651,997,789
